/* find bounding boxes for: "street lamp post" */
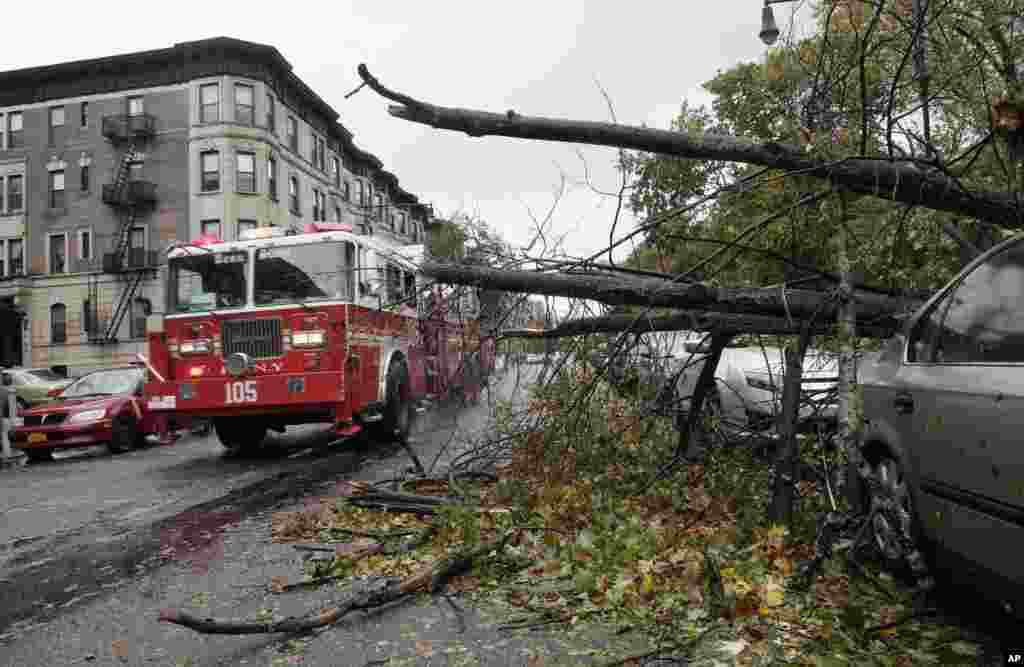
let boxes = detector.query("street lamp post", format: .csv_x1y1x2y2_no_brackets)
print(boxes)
759,0,796,46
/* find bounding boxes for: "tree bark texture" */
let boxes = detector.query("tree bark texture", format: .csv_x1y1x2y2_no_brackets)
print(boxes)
422,262,923,331
767,329,811,527
357,65,1024,228
677,333,731,461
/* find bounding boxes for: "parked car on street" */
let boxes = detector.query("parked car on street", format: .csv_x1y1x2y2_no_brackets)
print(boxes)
854,233,1024,620
0,367,72,411
595,331,851,434
12,366,161,462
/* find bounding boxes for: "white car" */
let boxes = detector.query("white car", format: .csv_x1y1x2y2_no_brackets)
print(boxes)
598,331,871,434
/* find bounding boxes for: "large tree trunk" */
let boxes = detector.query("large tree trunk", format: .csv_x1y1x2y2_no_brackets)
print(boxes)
835,195,862,503
767,329,812,526
499,310,899,339
357,65,1024,228
421,261,924,330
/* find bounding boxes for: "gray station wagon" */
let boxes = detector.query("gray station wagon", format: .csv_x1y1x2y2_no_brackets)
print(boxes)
856,233,1024,618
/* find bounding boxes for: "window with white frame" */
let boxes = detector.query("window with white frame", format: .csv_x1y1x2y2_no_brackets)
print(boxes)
48,233,67,274
127,96,144,116
7,113,23,149
235,83,254,125
289,176,299,214
200,83,219,123
267,94,276,133
200,151,219,191
268,156,277,200
238,219,257,238
201,219,221,239
50,303,66,344
236,152,256,193
49,171,65,209
288,116,298,151
331,156,340,186
7,239,23,275
6,175,21,211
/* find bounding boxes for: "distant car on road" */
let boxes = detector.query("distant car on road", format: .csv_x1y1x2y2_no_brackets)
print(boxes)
13,366,161,462
0,367,72,411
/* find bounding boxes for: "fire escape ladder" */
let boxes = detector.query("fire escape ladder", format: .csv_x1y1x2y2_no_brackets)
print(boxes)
102,271,144,344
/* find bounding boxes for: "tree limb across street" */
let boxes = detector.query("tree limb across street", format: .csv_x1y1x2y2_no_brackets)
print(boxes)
356,64,1024,228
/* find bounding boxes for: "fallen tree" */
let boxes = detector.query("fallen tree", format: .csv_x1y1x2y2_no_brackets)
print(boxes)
422,261,925,332
356,65,1024,228
500,310,899,339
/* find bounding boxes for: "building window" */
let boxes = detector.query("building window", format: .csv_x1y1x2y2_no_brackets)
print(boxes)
50,106,64,127
312,189,323,222
374,192,383,221
331,156,341,186
201,219,221,239
127,161,143,182
78,229,92,260
131,298,151,339
399,212,407,235
6,175,22,211
267,94,276,133
335,204,342,222
80,164,90,192
236,152,255,193
49,171,65,209
356,181,365,206
48,233,67,274
343,180,351,202
412,222,419,243
201,151,219,192
200,84,219,123
127,96,144,116
235,84,254,125
238,219,257,238
288,116,298,151
267,156,277,200
7,112,23,149
80,102,88,128
318,138,326,171
50,304,67,344
83,298,96,337
8,239,23,275
289,176,299,214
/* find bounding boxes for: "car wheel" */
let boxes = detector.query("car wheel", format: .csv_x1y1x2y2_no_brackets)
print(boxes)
862,455,934,587
108,414,137,454
214,418,267,455
375,359,413,442
26,448,53,463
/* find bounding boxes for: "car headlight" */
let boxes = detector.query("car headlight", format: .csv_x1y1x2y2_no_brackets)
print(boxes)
292,331,325,348
69,408,106,423
745,375,777,392
180,339,212,355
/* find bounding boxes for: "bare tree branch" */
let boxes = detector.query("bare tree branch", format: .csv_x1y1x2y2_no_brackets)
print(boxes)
357,64,1024,226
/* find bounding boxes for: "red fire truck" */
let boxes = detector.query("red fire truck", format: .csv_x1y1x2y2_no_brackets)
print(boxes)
142,224,495,453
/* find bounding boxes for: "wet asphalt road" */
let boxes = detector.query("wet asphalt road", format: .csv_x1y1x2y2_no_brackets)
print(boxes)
0,364,547,665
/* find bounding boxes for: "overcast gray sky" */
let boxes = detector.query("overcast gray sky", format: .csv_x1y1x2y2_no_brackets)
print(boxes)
7,0,814,261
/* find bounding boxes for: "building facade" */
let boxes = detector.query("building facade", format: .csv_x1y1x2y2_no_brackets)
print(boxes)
0,37,432,376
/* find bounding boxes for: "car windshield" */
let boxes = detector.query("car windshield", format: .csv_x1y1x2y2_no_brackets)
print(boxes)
254,240,356,305
24,369,64,383
169,251,248,313
60,368,142,398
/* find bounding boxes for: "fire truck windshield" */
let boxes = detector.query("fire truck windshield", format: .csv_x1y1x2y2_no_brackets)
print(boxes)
169,251,248,313
254,240,356,305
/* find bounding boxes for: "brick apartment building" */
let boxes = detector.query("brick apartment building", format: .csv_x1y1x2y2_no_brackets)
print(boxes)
0,37,432,376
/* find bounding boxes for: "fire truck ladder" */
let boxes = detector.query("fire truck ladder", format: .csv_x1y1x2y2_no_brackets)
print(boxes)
98,112,158,345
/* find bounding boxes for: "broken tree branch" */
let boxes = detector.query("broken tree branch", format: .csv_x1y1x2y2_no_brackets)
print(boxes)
421,261,924,329
160,533,514,635
501,310,899,339
357,64,1024,227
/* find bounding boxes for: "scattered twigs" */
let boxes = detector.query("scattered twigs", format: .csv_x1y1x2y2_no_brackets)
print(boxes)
161,532,514,635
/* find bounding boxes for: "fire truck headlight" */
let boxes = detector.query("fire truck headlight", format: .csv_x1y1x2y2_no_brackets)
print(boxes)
292,331,325,348
180,339,211,355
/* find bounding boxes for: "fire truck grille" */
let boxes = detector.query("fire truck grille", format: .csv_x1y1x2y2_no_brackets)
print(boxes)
221,318,283,359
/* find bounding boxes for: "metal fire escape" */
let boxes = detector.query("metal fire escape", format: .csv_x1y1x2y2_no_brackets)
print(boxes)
94,113,158,345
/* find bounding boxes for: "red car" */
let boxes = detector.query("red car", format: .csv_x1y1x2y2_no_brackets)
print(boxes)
13,366,161,462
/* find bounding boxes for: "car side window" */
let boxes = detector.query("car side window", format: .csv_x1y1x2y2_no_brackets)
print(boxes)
910,239,1024,363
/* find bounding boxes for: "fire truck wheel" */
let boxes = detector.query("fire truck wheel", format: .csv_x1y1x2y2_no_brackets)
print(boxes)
214,418,267,454
378,359,413,441
108,414,138,454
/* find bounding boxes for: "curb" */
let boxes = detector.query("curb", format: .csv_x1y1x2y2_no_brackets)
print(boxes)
0,451,27,469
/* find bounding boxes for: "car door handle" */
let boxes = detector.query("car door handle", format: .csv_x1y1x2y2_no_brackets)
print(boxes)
893,392,915,414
